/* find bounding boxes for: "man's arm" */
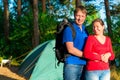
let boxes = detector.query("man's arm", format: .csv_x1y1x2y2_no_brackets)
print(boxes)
66,42,83,57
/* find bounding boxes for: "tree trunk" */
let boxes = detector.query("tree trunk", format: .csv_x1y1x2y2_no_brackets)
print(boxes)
104,0,112,37
42,0,46,13
32,0,40,48
75,0,82,8
17,0,21,17
3,0,9,43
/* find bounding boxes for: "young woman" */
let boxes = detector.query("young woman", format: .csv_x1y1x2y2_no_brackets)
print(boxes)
84,18,115,80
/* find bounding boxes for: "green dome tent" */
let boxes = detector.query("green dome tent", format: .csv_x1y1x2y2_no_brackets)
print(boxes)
18,40,63,80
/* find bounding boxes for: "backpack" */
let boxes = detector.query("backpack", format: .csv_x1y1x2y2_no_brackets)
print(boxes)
54,19,76,65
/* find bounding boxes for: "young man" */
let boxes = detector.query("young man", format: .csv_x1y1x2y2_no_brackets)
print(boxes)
63,5,88,80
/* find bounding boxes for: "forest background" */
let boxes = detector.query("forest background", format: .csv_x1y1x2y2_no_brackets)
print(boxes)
0,0,120,79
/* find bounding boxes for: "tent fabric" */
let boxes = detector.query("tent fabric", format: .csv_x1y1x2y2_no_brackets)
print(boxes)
18,40,50,78
18,40,64,80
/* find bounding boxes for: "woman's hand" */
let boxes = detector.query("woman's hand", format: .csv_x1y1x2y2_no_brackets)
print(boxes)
101,52,111,63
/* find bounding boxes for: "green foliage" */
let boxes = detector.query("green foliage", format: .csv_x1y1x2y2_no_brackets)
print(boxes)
85,4,100,35
112,16,120,42
46,0,74,20
112,16,120,61
0,13,33,59
109,4,120,63
39,13,57,43
0,12,57,62
0,57,2,63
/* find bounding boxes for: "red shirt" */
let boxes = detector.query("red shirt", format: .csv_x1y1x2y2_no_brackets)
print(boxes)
84,35,115,71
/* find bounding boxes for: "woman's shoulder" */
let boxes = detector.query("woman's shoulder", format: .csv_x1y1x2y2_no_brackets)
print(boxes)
87,35,95,41
88,35,95,38
105,36,110,38
105,36,111,41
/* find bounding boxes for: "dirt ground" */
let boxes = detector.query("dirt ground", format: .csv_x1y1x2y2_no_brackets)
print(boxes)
0,66,27,80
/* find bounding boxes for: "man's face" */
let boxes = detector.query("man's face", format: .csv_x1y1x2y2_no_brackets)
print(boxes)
74,11,86,26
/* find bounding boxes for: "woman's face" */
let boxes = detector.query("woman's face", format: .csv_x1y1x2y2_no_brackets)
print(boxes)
93,22,104,35
74,10,86,26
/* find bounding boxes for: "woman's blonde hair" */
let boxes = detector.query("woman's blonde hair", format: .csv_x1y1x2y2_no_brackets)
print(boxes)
92,18,104,26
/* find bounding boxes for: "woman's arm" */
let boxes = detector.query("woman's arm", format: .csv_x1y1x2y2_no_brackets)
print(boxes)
108,37,115,60
84,36,101,61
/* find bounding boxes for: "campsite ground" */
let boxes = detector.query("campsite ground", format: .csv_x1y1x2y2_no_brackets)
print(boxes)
0,66,27,80
0,65,120,80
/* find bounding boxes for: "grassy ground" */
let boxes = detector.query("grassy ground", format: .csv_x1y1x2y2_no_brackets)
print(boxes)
0,66,27,80
111,66,120,80
0,65,119,80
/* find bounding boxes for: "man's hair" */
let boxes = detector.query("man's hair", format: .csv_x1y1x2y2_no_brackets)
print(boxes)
74,5,87,16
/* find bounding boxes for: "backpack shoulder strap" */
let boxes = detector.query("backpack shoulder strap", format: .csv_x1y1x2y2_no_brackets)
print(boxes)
67,22,76,39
